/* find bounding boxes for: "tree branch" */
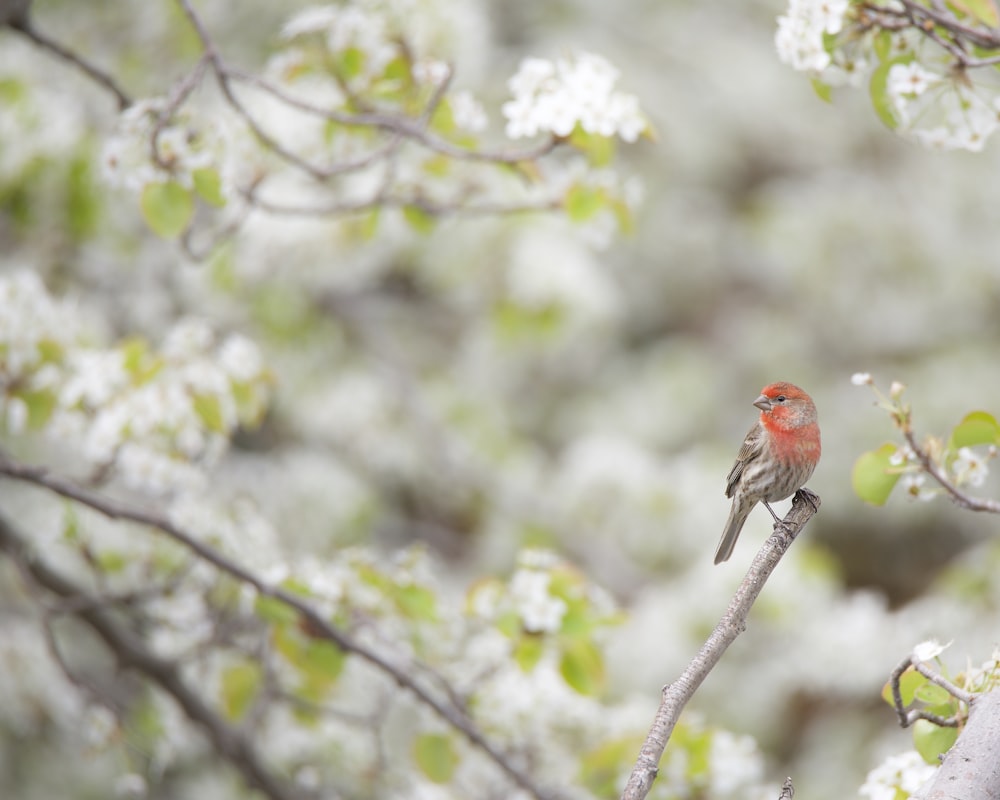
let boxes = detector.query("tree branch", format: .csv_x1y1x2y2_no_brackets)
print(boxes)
0,510,296,800
7,15,132,110
0,453,555,800
901,427,1000,514
912,689,1000,800
621,489,821,800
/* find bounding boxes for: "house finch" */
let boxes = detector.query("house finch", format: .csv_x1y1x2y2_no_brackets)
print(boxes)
714,381,821,564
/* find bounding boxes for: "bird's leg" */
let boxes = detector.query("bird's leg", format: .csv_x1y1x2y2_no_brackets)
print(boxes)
795,487,820,511
763,501,794,535
762,501,784,525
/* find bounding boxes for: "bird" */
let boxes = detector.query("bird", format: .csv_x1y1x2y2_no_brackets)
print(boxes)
714,381,821,564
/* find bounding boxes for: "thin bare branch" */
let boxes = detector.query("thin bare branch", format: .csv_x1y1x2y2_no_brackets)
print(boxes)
621,489,821,800
901,427,1000,514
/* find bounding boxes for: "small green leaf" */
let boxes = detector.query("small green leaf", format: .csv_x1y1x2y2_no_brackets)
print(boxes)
811,77,833,103
568,128,616,166
874,30,894,62
396,583,437,621
412,733,458,784
579,736,645,797
949,411,1000,449
882,668,928,708
915,682,953,706
514,634,545,672
869,56,912,131
19,388,56,429
254,595,300,625
193,168,226,207
96,550,127,573
401,205,436,234
564,184,605,222
852,443,902,505
913,718,958,765
338,47,366,79
948,0,1000,27
140,180,194,238
193,394,227,434
220,661,262,721
559,638,605,696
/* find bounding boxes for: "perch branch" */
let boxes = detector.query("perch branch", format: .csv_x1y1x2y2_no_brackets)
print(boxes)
621,489,821,800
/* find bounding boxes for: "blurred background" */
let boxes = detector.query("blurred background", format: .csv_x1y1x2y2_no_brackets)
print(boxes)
2,0,1000,798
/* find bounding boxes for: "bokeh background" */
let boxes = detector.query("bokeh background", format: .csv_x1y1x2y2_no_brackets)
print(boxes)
2,0,1000,798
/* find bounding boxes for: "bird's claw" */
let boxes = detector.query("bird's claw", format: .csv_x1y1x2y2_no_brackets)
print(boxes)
794,488,820,512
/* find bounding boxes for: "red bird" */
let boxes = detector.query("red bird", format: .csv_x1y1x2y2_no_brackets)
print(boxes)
714,382,821,564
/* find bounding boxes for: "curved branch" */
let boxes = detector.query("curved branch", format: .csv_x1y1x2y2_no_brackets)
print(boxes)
901,427,1000,514
621,489,821,800
8,18,131,109
0,511,295,800
0,454,555,800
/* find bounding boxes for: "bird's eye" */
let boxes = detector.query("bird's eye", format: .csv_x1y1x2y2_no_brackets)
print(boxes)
776,395,786,402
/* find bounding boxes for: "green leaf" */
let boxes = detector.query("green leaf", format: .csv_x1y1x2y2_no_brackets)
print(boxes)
948,0,1000,27
564,184,605,222
412,733,458,784
874,30,894,62
869,56,912,131
401,205,436,234
810,77,833,103
19,388,56,429
274,626,346,699
193,394,227,434
220,661,262,721
882,668,928,708
579,736,645,797
568,128,616,166
193,168,226,207
915,682,953,706
949,411,1000,449
852,443,902,505
95,550,127,573
396,583,437,621
493,301,563,342
559,638,605,696
254,595,300,625
140,180,194,238
338,47,366,79
514,634,545,672
913,718,958,765
67,154,100,238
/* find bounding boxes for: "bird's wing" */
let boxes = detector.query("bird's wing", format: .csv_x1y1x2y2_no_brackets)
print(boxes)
725,421,765,498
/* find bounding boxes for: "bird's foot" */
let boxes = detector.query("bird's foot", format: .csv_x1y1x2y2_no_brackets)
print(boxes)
794,488,820,512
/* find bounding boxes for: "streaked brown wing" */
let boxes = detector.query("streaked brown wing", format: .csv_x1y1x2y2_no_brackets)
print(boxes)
725,421,765,498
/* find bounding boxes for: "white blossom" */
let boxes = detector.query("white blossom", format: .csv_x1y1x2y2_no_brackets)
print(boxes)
449,90,488,133
509,568,567,633
851,372,873,386
888,63,939,100
503,52,647,142
952,447,989,488
912,639,951,663
859,750,936,799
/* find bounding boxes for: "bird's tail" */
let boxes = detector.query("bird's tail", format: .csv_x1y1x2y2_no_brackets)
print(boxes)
714,498,752,564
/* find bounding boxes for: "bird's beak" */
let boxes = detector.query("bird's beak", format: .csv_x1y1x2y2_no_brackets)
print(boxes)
753,394,771,412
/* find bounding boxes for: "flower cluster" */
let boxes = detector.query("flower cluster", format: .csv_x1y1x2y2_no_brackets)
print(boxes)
776,0,1000,151
859,750,936,800
774,0,850,72
101,98,230,194
0,273,269,495
502,53,648,141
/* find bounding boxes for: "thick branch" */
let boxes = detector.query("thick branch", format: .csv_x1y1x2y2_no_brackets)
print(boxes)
0,455,554,800
621,490,820,800
912,689,1000,800
0,511,294,800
